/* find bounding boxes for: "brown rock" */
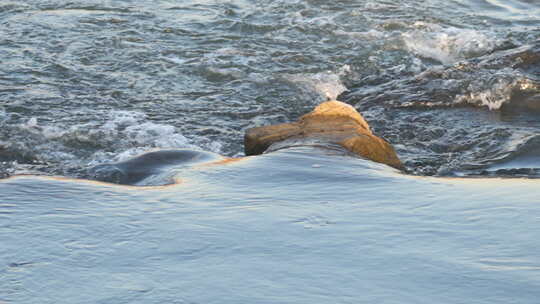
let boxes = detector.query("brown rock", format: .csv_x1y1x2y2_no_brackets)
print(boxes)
244,101,403,170
340,134,403,170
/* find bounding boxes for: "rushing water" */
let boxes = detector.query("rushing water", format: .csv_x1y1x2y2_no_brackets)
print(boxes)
1,0,540,302
0,0,539,177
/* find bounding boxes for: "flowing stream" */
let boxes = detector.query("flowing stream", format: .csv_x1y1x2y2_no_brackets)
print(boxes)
1,1,540,302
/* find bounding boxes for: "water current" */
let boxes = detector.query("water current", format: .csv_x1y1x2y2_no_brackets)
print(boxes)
0,0,539,178
2,148,540,303
1,1,540,303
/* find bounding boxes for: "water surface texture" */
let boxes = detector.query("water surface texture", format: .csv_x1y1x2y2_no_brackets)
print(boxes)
1,0,539,177
1,148,540,303
1,1,540,303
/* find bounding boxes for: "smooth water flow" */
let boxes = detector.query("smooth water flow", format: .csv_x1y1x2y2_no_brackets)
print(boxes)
1,148,540,303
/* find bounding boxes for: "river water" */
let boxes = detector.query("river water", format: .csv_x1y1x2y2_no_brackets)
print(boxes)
1,0,539,177
1,0,540,303
2,147,540,303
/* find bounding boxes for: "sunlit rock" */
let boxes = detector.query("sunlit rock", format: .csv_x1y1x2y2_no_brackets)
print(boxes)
245,101,403,170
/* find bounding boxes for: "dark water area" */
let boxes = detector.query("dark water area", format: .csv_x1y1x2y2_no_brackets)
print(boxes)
1,1,540,302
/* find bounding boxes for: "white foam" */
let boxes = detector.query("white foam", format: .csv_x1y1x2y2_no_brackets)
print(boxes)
124,122,191,147
364,2,398,11
334,29,386,41
454,70,534,110
112,147,157,162
99,111,190,150
94,111,201,162
103,110,145,129
11,110,207,167
402,23,499,64
204,66,246,80
460,83,512,111
285,67,349,102
215,47,245,56
42,125,66,140
26,117,38,128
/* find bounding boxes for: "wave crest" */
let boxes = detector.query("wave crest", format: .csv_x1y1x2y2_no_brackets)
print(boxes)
402,23,500,64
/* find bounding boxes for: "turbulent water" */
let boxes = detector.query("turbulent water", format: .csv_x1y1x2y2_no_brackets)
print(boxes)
2,1,540,303
1,0,539,178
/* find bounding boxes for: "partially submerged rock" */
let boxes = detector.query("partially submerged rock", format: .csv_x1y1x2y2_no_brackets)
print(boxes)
84,102,403,186
88,150,222,185
245,101,403,170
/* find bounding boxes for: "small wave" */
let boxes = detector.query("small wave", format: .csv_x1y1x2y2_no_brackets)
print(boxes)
364,2,399,11
402,23,500,64
283,66,350,102
342,40,540,178
478,0,540,23
459,134,540,177
333,29,386,41
0,110,222,178
454,70,539,110
345,41,540,112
